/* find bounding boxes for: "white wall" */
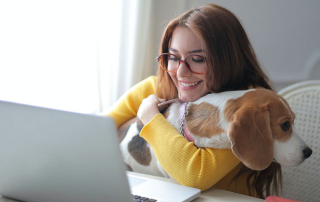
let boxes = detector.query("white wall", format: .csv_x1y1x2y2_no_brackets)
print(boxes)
150,0,320,91
149,0,189,74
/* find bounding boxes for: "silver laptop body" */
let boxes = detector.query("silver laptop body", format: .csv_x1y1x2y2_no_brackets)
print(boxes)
0,100,200,202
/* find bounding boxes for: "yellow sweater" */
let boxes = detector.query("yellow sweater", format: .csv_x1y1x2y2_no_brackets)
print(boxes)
104,76,256,196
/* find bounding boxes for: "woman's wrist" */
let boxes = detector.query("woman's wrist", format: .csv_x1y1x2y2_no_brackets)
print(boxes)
139,109,160,125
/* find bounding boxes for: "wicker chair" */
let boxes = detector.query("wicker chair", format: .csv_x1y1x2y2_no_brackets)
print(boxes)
278,80,320,202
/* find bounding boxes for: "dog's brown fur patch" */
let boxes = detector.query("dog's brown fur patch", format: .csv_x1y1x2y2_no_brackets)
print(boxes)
127,121,151,166
128,135,152,166
185,102,225,138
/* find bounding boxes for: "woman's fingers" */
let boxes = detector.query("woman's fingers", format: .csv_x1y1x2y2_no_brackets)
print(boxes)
137,95,162,125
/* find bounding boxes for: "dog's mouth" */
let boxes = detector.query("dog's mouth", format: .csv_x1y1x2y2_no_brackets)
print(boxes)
273,132,312,167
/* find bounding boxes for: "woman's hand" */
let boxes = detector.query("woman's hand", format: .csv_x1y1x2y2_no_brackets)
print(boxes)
137,95,166,125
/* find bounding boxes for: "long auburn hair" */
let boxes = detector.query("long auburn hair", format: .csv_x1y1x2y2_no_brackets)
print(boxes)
156,4,281,199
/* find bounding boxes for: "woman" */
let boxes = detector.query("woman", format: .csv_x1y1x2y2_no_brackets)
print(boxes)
105,4,281,199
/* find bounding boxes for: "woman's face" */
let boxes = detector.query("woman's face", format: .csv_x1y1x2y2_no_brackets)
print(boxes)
168,26,210,102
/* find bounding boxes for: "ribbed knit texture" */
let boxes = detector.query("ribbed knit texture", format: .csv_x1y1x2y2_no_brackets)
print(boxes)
141,114,241,191
105,76,255,196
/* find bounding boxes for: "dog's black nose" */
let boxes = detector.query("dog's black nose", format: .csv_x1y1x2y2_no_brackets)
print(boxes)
303,147,313,159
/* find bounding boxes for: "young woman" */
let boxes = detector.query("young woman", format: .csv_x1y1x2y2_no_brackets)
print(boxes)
105,4,281,199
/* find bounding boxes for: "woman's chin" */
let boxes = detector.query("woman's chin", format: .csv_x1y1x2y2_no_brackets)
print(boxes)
178,94,201,102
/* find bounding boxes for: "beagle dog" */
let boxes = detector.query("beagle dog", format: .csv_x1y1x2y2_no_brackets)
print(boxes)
119,88,312,178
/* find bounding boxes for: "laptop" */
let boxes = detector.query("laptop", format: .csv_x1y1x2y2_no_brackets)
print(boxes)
0,100,201,202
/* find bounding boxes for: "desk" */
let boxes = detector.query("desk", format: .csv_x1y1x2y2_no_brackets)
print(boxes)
130,172,264,202
0,172,263,202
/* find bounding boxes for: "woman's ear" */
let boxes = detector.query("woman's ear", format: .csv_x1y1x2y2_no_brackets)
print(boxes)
227,106,273,170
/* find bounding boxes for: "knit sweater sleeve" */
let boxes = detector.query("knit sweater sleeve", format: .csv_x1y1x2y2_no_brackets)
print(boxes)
104,75,241,192
140,113,241,192
102,76,157,127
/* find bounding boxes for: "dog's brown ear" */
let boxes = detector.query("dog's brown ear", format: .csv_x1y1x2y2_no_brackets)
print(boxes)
227,106,273,170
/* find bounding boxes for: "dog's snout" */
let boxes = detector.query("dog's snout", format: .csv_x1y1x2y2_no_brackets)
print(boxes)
303,147,313,159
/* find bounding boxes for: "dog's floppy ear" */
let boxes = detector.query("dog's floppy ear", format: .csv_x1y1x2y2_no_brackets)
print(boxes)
227,106,273,170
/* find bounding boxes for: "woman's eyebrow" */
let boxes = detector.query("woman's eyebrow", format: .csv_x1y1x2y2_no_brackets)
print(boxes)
189,49,204,53
168,48,204,53
168,48,178,52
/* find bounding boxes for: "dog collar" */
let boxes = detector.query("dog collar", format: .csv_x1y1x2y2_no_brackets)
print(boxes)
179,102,194,143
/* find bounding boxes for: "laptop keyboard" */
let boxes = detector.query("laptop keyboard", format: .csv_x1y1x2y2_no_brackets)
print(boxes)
132,194,157,202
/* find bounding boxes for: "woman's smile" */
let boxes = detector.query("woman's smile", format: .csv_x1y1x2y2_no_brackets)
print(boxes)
179,80,203,90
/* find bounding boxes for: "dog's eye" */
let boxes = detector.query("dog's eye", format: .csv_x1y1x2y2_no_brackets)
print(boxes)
280,121,291,131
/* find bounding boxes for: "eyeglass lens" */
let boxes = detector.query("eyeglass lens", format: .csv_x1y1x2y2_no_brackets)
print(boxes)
159,54,207,74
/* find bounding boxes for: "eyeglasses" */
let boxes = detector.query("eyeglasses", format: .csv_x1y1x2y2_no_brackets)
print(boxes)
156,53,208,75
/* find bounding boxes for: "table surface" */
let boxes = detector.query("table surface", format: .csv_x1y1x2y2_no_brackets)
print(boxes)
130,172,264,202
0,172,264,202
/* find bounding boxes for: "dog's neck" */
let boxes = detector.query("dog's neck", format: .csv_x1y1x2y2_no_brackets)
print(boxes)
179,102,194,143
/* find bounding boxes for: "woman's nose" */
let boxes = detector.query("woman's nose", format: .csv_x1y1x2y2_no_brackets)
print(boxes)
177,61,192,77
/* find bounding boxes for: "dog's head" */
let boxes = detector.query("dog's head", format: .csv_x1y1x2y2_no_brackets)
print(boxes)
226,88,312,170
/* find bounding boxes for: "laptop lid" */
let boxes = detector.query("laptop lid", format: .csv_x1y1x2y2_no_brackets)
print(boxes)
0,100,133,202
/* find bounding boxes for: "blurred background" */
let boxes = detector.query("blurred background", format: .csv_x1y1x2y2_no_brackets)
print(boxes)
0,0,319,114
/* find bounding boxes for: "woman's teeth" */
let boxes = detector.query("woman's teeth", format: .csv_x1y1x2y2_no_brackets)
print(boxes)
181,81,201,87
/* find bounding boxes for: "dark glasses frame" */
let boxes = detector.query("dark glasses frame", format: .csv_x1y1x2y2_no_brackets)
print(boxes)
156,53,208,75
